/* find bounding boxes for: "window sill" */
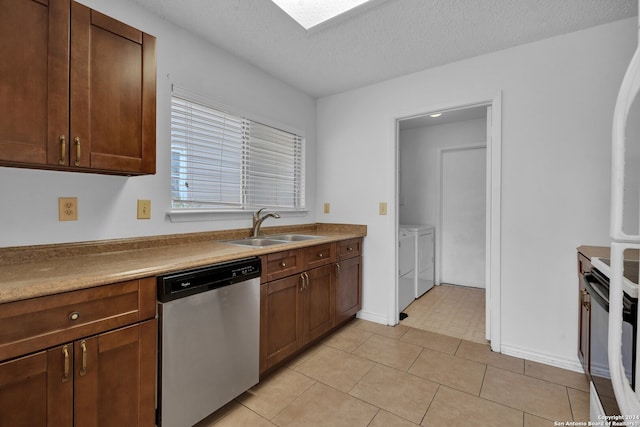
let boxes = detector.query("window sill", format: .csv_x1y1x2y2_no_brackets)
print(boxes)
167,209,309,223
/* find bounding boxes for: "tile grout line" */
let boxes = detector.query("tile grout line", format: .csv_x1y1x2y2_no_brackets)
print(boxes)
420,383,441,426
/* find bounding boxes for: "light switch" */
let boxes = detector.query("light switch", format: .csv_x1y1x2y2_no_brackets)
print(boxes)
324,202,330,214
379,202,387,215
137,199,151,219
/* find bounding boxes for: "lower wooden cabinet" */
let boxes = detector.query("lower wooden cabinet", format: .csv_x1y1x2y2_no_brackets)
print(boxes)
0,320,156,427
260,238,362,375
0,346,71,427
260,275,303,371
335,256,362,325
0,278,157,427
260,264,334,373
303,264,335,344
577,253,591,375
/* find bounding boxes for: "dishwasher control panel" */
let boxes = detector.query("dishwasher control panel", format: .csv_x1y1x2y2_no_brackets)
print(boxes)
157,257,261,302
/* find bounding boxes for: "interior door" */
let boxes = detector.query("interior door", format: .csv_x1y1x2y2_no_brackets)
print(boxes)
440,146,486,288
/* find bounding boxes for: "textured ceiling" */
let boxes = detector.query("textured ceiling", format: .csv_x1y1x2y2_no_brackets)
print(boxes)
129,0,637,98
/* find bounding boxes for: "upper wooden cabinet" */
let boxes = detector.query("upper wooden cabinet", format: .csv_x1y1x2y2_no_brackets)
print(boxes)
0,0,156,175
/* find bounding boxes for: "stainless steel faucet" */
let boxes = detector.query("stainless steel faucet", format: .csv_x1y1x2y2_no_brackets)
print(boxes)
252,208,280,237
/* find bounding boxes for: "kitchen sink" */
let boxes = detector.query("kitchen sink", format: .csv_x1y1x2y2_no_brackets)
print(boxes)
226,238,287,247
265,234,324,241
226,234,325,248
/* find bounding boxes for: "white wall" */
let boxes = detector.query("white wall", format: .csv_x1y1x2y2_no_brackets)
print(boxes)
0,0,317,248
317,18,637,368
399,118,486,225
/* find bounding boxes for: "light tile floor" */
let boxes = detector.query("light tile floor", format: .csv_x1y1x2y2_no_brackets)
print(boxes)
197,318,590,426
401,283,488,344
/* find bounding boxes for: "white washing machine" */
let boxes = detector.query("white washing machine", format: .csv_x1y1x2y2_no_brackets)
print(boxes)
400,225,435,301
398,227,415,312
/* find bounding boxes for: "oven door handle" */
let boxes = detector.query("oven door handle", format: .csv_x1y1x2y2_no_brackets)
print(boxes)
583,273,609,312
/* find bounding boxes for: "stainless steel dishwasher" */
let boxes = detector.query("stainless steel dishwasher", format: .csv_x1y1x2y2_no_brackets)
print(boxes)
156,257,261,427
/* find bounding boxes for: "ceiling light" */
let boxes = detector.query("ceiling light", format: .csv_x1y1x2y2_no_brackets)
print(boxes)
272,0,374,30
430,113,442,118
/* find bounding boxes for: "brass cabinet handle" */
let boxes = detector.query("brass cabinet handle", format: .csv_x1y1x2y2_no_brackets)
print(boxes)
347,247,353,251
280,262,286,268
318,253,324,258
74,137,81,166
300,272,310,290
59,135,66,165
69,311,80,321
336,263,341,276
62,345,70,383
79,340,87,376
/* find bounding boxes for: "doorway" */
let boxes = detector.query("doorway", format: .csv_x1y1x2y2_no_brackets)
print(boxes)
394,96,502,351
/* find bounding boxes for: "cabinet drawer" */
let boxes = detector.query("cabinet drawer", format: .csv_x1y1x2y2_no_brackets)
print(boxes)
578,253,592,275
0,277,156,363
264,250,304,281
304,243,336,269
338,238,362,261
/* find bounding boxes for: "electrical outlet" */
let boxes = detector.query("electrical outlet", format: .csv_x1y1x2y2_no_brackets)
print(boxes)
323,202,330,214
137,199,151,219
58,197,78,221
379,201,388,215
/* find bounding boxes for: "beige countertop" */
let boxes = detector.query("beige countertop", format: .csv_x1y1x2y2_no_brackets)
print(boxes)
0,223,366,304
577,245,640,260
577,245,611,260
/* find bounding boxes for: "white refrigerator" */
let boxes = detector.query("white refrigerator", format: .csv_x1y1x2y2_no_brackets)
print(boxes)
607,0,640,418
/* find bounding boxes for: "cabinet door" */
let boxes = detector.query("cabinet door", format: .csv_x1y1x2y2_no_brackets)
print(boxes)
303,264,335,344
70,3,156,174
260,275,303,373
335,256,362,325
0,0,69,166
578,254,591,374
578,283,590,374
74,320,156,427
0,346,73,427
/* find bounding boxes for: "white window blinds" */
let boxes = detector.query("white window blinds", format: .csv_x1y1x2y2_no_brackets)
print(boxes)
170,93,305,210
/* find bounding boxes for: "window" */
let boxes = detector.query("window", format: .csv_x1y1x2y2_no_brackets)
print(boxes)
170,92,305,211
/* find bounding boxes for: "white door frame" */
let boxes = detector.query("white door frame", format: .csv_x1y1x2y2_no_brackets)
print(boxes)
393,92,502,352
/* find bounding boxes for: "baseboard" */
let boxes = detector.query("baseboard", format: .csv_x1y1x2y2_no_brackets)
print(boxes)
500,343,585,374
356,310,389,325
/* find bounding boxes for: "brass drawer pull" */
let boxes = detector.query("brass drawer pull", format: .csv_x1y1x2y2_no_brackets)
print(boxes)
300,273,306,291
347,247,353,251
336,263,341,276
74,137,81,166
280,262,286,268
318,253,324,258
69,311,80,321
304,272,310,287
79,340,87,376
59,135,66,165
62,345,70,383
